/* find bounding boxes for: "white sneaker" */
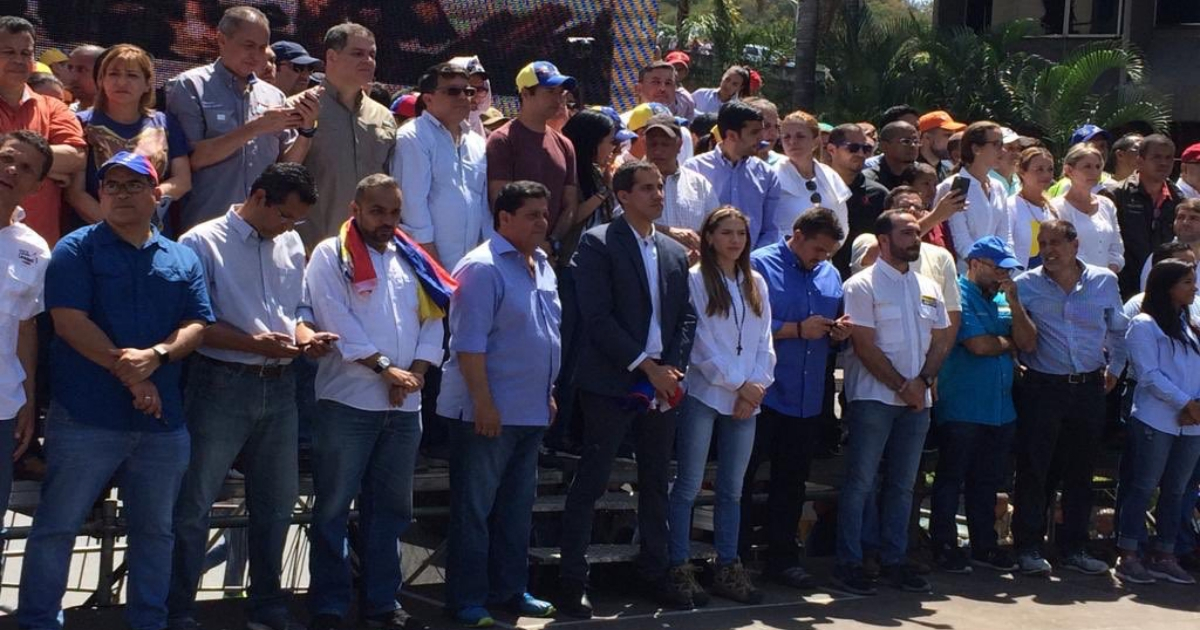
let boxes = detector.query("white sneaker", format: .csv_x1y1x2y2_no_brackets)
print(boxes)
1017,551,1052,576
1060,551,1109,575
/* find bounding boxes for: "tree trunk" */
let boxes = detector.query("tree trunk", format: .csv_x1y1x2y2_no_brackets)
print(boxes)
677,0,690,39
793,0,819,109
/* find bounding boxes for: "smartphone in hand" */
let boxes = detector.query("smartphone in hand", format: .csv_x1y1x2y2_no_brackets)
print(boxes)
950,176,971,198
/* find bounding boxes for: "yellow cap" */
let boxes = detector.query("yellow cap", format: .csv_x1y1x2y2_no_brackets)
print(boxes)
38,49,67,66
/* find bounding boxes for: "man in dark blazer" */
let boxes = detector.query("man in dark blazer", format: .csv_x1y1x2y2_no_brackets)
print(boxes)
557,160,698,617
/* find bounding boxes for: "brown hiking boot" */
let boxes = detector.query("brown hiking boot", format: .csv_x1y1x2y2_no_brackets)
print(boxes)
711,561,763,604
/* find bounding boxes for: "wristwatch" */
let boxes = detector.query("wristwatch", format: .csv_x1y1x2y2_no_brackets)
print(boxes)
298,127,317,138
373,355,392,374
152,346,170,365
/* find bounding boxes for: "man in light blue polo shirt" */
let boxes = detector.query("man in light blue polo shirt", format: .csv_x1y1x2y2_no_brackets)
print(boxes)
930,236,1035,574
440,181,561,627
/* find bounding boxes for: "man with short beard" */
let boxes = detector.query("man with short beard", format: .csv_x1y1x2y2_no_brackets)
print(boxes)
834,210,953,596
916,110,964,181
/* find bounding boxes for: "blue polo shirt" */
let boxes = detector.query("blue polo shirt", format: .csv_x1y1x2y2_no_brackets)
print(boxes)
935,276,1015,425
751,237,843,419
46,223,214,431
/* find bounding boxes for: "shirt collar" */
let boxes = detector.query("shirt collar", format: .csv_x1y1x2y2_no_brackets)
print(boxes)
873,258,909,280
1178,178,1200,199
213,59,258,88
226,207,259,242
491,233,549,264
713,145,743,169
95,220,166,250
420,110,471,137
626,218,656,244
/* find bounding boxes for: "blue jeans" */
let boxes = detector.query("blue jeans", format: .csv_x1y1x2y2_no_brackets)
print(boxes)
929,421,1015,552
19,404,189,630
1177,461,1200,554
168,359,299,624
668,396,756,565
446,422,544,610
308,400,421,618
836,400,930,567
1117,420,1200,553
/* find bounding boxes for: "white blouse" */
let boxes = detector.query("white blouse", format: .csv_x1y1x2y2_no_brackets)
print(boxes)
685,268,776,415
1050,195,1124,271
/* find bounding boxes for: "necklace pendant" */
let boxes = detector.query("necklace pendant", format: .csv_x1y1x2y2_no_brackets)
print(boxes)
736,345,743,355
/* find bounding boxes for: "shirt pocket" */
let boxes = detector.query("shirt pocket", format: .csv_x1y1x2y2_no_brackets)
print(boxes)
147,261,190,308
874,303,905,349
0,260,38,319
200,101,238,137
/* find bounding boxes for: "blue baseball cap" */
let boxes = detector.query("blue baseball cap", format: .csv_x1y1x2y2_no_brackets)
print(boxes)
271,41,320,67
593,106,638,142
516,61,576,91
967,235,1022,270
97,151,158,184
1070,124,1111,147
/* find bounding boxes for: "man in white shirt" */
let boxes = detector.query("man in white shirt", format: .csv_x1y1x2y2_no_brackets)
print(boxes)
169,163,335,630
394,62,489,270
642,115,718,256
0,131,52,524
835,210,953,596
1138,199,1200,291
304,174,447,630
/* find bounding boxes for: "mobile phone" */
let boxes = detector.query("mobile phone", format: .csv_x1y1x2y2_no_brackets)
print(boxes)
950,176,971,198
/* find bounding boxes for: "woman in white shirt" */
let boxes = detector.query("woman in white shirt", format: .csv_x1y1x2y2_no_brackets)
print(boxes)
774,110,851,240
1116,259,1200,585
691,66,749,116
1008,147,1057,268
667,206,775,605
935,121,1011,266
1050,144,1124,273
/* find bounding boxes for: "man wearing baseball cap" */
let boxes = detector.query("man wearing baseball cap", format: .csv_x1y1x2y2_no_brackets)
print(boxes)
486,61,579,255
1177,142,1200,200
664,51,695,120
270,40,321,96
640,114,718,249
929,235,1033,575
19,150,214,630
917,110,965,180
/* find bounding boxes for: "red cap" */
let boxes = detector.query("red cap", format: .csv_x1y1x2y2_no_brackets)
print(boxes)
748,69,763,94
391,93,419,119
664,51,690,68
918,110,966,134
1182,142,1200,164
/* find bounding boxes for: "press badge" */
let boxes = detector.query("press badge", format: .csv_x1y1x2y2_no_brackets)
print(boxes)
920,295,937,307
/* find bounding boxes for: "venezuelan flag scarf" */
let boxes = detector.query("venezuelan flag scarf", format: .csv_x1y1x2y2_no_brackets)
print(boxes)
337,218,457,322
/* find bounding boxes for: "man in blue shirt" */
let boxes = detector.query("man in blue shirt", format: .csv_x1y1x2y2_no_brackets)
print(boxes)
741,207,849,589
18,152,213,630
1011,219,1127,578
440,182,561,627
682,101,780,248
930,236,1035,574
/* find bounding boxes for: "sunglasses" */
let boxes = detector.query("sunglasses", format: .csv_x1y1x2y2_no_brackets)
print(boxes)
101,180,149,195
437,86,477,97
805,179,822,205
835,142,874,154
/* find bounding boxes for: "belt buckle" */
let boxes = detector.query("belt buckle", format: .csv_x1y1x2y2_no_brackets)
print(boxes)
1067,372,1085,385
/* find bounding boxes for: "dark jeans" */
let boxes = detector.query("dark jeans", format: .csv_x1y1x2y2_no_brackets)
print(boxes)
1012,374,1106,555
559,390,676,585
738,406,821,573
446,423,544,610
929,420,1015,552
168,359,299,625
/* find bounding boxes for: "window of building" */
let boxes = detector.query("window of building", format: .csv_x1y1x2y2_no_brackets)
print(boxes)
990,0,1123,36
1157,0,1200,26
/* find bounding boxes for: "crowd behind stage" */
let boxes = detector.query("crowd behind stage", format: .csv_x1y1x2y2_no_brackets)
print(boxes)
3,6,1200,630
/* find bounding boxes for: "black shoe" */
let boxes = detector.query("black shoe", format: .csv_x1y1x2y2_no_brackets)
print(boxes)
363,608,428,630
650,578,694,610
934,545,972,574
309,614,342,630
831,564,877,596
971,547,1019,572
882,563,932,593
556,581,593,619
765,565,817,590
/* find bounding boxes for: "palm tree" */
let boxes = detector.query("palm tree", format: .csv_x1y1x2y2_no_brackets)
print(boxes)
793,0,819,109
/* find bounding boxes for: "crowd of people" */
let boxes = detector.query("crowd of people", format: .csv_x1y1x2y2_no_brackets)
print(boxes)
2,5,1200,630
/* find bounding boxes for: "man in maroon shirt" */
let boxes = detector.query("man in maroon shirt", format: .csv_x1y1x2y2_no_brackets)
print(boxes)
486,61,579,259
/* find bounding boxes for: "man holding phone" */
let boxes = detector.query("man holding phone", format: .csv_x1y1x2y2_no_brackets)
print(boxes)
741,207,849,590
166,6,319,232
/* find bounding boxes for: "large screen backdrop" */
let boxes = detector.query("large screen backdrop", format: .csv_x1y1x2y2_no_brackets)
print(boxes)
27,0,659,110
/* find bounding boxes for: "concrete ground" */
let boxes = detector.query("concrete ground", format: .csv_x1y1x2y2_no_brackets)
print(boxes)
1,556,1197,630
